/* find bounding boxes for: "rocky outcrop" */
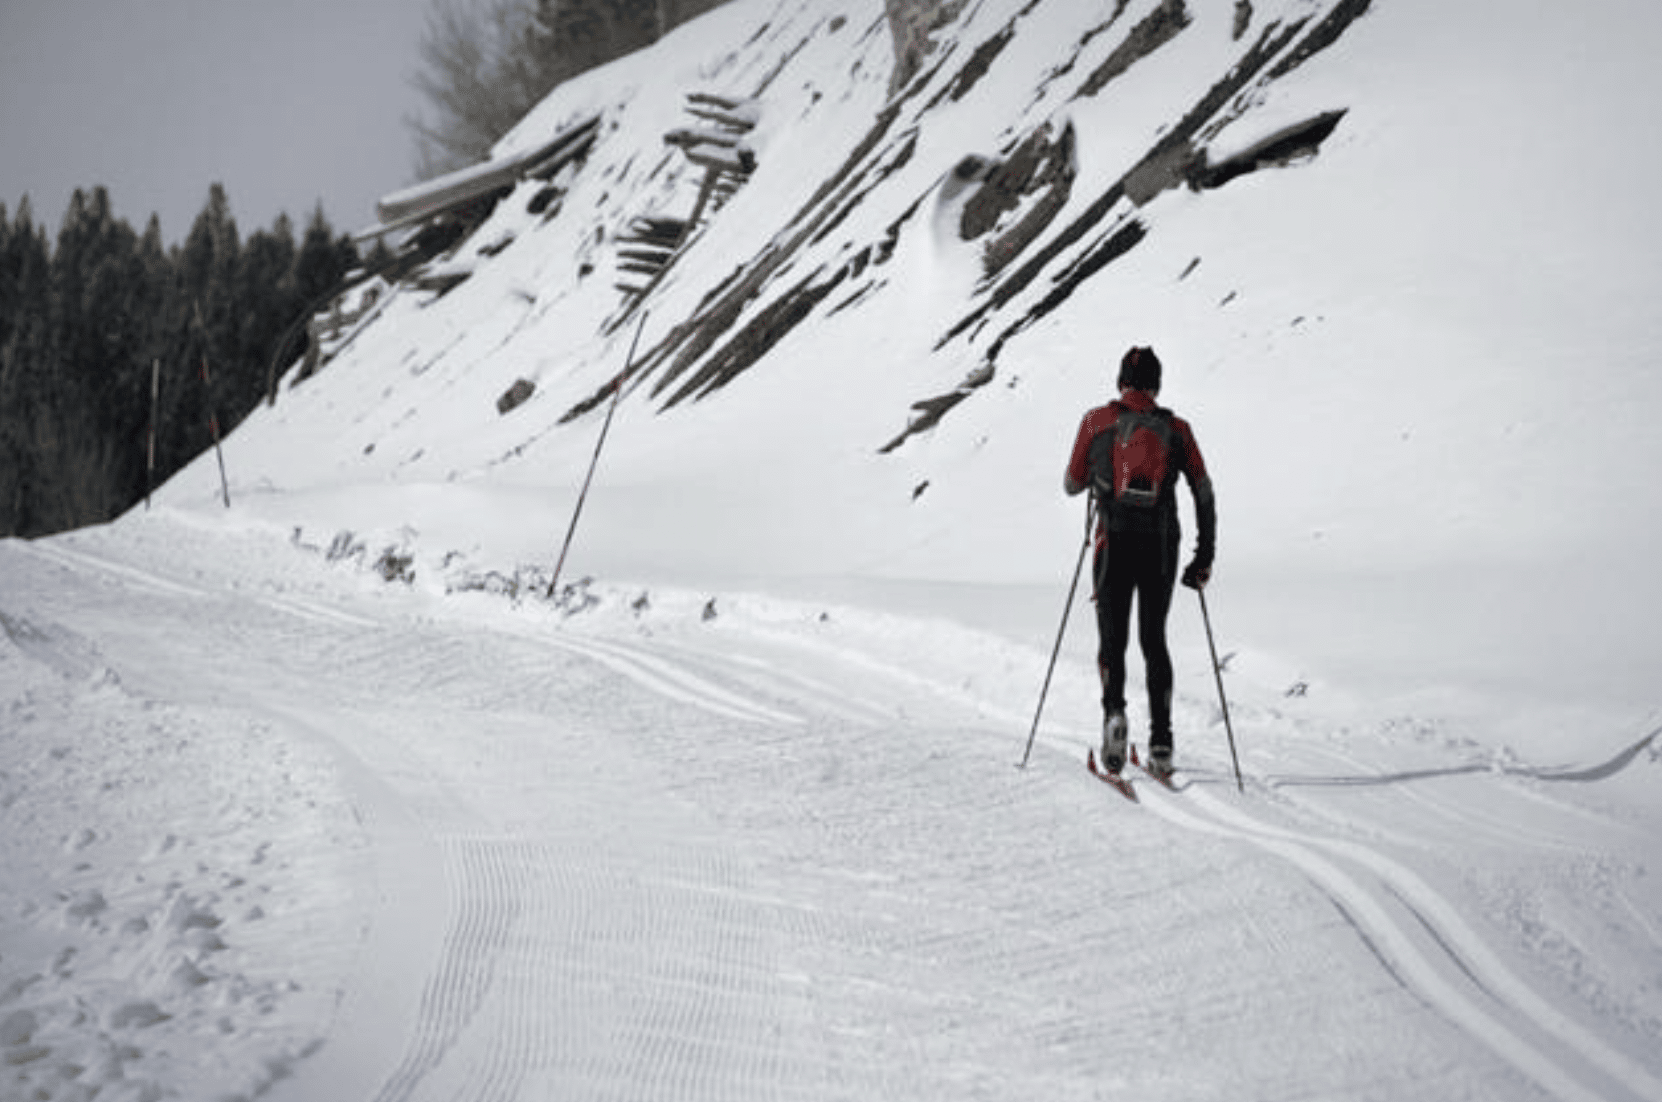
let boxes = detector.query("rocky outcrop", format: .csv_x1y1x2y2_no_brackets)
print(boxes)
885,0,970,95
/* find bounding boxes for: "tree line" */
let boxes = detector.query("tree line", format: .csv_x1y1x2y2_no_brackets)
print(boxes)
0,185,359,538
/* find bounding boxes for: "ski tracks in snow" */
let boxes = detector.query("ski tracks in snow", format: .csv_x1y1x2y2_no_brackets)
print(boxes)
18,527,1661,1100
1132,774,1662,1102
536,630,804,728
286,623,823,1102
355,837,820,1102
21,536,378,630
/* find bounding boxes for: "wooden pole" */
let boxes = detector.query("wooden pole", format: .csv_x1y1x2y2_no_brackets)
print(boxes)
145,358,159,509
193,302,231,509
545,311,649,602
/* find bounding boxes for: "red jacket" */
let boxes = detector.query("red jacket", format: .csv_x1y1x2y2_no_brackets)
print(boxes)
1065,390,1215,564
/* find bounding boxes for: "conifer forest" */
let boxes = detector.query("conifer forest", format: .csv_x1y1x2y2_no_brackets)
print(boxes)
0,186,359,538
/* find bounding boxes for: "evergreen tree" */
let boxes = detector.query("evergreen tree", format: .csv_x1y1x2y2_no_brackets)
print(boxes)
180,182,241,356
0,198,52,535
165,183,241,479
0,184,350,538
0,203,12,354
235,213,298,408
292,204,357,306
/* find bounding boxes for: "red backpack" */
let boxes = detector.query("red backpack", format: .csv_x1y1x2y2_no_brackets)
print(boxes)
1092,403,1178,511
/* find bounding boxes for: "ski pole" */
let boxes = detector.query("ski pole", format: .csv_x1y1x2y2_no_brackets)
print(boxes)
1020,499,1094,769
1197,586,1244,792
546,310,649,602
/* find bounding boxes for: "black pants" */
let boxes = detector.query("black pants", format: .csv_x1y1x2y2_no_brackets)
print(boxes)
1094,528,1177,749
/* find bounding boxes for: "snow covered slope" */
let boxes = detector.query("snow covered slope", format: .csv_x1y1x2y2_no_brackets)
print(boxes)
167,0,1662,723
4,0,1661,1099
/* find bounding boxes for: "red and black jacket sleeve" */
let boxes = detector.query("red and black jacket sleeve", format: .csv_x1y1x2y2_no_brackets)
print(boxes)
1173,417,1216,569
1064,403,1117,497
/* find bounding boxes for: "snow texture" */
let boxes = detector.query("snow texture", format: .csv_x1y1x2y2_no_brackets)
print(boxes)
4,0,1661,1099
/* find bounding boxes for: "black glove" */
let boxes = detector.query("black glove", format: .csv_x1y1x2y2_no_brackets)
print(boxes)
1181,560,1211,590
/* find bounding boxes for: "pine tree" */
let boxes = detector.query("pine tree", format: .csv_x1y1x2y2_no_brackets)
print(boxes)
232,214,299,419
154,184,238,486
0,203,12,355
0,198,52,535
292,204,356,306
0,184,352,537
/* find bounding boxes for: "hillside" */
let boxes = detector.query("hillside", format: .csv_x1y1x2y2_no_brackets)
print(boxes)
167,0,1662,722
4,0,1661,1099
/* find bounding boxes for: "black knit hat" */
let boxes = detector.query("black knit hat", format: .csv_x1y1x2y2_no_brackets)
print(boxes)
1117,345,1162,392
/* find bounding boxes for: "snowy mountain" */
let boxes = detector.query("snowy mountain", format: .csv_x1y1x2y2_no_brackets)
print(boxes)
3,1,1660,1099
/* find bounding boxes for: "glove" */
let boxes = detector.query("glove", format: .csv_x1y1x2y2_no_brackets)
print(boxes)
1181,560,1211,591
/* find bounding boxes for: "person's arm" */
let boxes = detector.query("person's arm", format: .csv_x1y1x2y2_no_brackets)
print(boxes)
1064,416,1092,496
1064,406,1111,496
1177,420,1215,587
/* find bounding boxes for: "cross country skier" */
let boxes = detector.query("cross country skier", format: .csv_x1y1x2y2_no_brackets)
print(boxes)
1064,346,1216,777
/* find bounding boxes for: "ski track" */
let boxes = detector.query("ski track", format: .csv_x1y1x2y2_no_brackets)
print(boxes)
257,591,379,629
365,836,815,1102
1268,741,1591,855
536,629,804,728
22,536,378,631
11,533,1658,1100
644,638,899,727
1136,777,1662,1102
22,540,207,600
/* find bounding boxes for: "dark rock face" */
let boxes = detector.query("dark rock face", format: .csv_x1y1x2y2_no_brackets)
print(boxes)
556,0,1379,454
885,0,971,95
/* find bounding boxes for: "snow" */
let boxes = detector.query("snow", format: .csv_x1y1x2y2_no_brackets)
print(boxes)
4,0,1662,1099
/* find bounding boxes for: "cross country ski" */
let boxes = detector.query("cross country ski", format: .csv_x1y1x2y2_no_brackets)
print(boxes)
1085,748,1138,801
1131,745,1177,790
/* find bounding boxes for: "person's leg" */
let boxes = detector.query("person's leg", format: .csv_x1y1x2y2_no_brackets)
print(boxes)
1095,542,1135,768
1095,544,1132,714
1136,535,1178,760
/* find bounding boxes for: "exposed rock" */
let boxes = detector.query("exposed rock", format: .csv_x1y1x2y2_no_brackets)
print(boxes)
497,378,536,415
1075,0,1192,99
885,0,970,95
959,121,1078,282
1191,110,1348,190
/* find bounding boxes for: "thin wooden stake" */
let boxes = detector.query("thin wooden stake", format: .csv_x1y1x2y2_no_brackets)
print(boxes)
193,302,231,509
145,358,159,509
545,311,649,602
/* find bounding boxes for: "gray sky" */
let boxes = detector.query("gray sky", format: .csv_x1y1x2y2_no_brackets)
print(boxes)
0,0,436,246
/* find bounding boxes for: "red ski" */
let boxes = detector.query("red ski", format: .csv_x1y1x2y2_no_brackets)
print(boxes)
1086,749,1137,801
1130,746,1177,790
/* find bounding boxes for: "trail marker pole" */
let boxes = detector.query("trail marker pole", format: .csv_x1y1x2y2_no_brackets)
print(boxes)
545,311,649,602
145,358,159,509
1197,586,1244,792
193,302,231,508
1020,499,1094,769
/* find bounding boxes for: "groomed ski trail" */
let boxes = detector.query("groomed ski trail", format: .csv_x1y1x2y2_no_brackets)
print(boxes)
7,522,1660,1101
1125,768,1662,1102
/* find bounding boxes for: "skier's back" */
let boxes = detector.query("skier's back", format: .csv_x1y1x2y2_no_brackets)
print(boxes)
1064,346,1216,775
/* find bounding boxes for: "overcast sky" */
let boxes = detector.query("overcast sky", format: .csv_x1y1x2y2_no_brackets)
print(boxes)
0,0,437,246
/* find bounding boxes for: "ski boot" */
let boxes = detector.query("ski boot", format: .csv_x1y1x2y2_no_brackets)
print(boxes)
1147,740,1174,780
1101,711,1128,774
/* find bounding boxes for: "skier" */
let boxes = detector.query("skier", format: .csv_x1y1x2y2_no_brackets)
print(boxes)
1064,346,1215,777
